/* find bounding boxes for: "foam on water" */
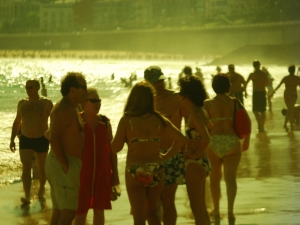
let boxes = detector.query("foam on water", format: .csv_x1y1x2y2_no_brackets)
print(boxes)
0,58,289,184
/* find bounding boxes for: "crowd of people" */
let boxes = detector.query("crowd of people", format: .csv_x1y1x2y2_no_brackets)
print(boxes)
8,60,300,225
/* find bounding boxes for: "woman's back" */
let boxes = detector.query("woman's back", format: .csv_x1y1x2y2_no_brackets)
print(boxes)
124,114,163,164
204,96,236,135
283,75,300,93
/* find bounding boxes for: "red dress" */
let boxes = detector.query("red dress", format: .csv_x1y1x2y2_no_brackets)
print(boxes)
77,116,112,214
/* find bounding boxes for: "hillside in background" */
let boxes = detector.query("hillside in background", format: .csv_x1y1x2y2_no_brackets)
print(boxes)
208,41,300,66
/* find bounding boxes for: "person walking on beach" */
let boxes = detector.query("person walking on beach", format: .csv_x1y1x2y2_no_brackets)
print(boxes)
144,66,187,225
74,87,120,225
262,67,274,112
204,74,250,222
176,76,213,225
271,65,300,131
112,81,191,225
227,64,246,104
245,60,269,133
9,79,53,204
45,72,87,225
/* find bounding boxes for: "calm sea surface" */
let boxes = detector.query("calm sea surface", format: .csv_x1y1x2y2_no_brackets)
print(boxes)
0,58,289,185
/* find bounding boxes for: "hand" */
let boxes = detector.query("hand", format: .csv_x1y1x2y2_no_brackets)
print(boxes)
242,138,250,151
159,153,166,162
184,147,195,160
10,141,16,153
63,164,69,174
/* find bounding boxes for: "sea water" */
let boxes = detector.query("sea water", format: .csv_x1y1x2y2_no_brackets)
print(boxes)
0,58,290,185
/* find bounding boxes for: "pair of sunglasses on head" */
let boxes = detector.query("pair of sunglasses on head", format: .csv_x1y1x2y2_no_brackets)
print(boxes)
86,99,101,103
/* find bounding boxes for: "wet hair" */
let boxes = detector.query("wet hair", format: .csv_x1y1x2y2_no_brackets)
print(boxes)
124,81,167,127
212,73,231,94
288,65,295,74
86,87,98,97
60,72,85,96
178,76,208,106
183,66,192,76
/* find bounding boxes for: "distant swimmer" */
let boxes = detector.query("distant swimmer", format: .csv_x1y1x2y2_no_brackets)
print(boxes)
40,77,44,85
262,67,274,112
245,60,269,133
194,67,204,82
48,74,52,83
111,73,115,80
271,65,300,131
41,83,47,97
168,77,173,89
211,66,222,78
227,64,246,104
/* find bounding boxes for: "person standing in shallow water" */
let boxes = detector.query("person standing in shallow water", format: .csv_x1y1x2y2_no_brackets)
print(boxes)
144,66,188,225
45,72,87,225
9,79,53,204
74,87,120,225
111,81,191,225
245,60,268,133
271,65,300,131
227,64,246,104
204,74,250,222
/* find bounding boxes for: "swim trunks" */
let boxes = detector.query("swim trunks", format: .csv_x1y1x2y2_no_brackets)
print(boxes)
161,148,186,185
19,134,49,153
45,150,82,211
252,90,266,112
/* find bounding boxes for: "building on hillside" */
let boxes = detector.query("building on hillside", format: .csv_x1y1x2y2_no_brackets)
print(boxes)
40,1,74,32
0,0,40,27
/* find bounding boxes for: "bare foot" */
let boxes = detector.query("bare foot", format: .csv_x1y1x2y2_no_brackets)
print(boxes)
283,125,289,131
210,209,220,218
228,210,236,220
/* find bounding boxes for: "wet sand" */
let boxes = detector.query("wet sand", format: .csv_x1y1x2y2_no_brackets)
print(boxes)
1,95,300,225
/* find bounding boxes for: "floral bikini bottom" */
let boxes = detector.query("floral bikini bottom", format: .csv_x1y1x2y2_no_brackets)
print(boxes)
127,162,164,187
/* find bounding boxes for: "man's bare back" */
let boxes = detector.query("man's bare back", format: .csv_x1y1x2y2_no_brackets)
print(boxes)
156,89,183,149
228,72,245,93
248,70,268,90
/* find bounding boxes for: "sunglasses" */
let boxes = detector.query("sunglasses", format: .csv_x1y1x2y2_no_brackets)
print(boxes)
86,98,101,103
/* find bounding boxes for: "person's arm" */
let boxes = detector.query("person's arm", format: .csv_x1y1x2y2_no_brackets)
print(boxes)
271,78,284,97
49,107,73,173
107,120,120,186
244,74,252,98
111,116,126,154
160,118,191,161
187,109,211,159
10,100,23,152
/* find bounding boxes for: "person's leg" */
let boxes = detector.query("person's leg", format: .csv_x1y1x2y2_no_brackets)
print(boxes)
286,101,296,131
93,209,105,225
185,162,209,225
207,148,222,217
223,151,242,220
261,112,266,131
57,209,76,225
74,212,88,225
160,184,177,225
253,112,263,132
147,178,164,225
267,95,272,112
19,149,35,202
35,151,48,198
50,209,60,225
125,171,147,225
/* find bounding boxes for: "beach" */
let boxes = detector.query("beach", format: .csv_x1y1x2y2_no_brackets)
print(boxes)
1,93,300,225
0,59,299,224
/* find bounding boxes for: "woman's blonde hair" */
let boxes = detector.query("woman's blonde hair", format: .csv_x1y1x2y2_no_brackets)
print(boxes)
124,81,167,126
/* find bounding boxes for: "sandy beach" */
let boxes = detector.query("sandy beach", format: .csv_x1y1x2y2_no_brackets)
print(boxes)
0,95,300,225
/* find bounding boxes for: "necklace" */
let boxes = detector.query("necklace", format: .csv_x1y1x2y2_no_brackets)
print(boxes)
139,113,153,119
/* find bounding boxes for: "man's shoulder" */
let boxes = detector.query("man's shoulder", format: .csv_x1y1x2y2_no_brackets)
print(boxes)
40,96,52,102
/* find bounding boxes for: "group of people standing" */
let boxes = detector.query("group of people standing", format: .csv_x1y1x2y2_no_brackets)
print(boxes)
9,59,299,225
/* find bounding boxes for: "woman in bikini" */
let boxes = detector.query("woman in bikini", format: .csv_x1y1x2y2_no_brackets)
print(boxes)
175,76,212,225
203,74,250,222
112,81,191,225
272,65,300,131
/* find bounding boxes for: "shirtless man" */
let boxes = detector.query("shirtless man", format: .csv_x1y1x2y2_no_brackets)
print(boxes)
45,72,87,225
227,64,246,104
271,65,300,131
245,60,269,133
9,79,53,203
144,66,187,225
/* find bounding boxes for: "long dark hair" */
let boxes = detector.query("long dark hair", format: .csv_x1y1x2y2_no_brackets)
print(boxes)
124,81,167,127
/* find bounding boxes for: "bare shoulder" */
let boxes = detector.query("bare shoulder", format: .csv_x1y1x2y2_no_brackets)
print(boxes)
40,96,53,103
